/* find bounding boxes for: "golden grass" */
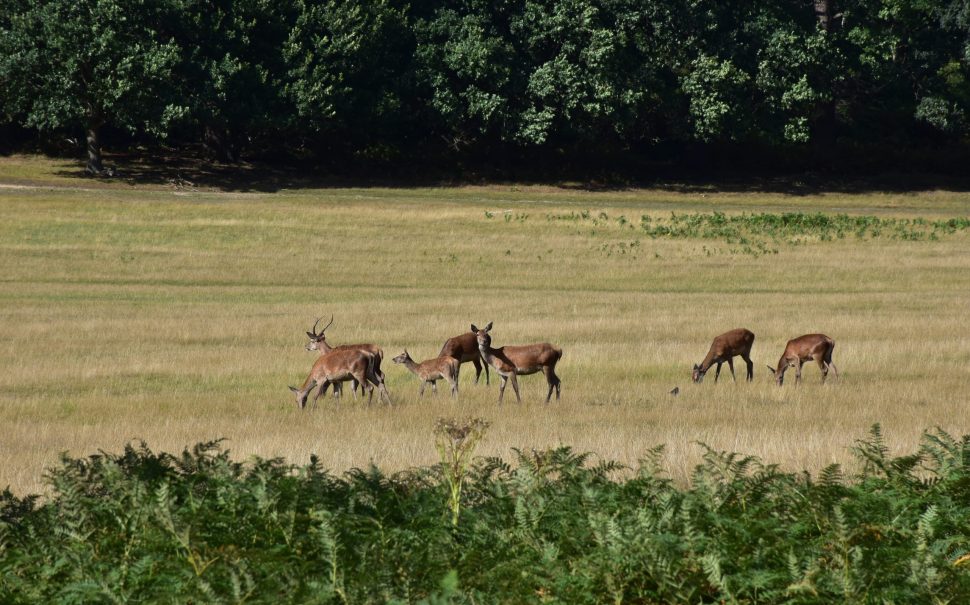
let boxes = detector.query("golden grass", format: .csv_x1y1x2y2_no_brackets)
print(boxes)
1,155,969,494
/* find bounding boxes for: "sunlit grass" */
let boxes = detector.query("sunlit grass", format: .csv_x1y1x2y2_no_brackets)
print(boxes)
1,155,969,494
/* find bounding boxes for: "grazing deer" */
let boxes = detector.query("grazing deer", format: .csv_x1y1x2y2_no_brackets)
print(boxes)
392,350,460,397
473,322,562,404
767,334,838,386
305,316,386,396
692,328,755,383
438,332,489,385
289,348,391,409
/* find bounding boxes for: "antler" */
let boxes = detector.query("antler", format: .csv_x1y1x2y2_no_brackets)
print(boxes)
309,314,334,337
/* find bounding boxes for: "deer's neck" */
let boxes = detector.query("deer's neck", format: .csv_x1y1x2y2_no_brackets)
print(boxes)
479,343,505,369
316,341,334,355
402,358,421,375
699,349,719,372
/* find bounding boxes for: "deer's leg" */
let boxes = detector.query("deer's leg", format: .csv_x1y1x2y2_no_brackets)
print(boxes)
543,366,560,403
448,376,458,398
481,355,490,385
817,355,829,383
354,372,373,405
312,380,332,410
728,358,737,382
743,355,754,381
419,381,426,397
431,380,438,395
472,357,483,384
378,380,392,405
373,359,385,385
824,350,839,380
794,361,803,385
509,373,522,404
498,375,508,404
714,362,722,382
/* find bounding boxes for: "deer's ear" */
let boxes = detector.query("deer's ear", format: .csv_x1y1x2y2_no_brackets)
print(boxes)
692,364,699,371
484,321,493,332
306,332,315,339
470,324,478,333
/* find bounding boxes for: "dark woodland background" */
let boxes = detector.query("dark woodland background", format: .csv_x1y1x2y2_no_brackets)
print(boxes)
2,0,970,180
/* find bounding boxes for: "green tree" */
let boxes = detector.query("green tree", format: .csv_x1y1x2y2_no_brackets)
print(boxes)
283,0,414,157
0,0,183,173
414,0,686,151
171,0,294,163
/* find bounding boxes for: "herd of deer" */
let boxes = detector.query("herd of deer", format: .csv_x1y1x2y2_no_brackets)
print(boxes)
288,318,838,410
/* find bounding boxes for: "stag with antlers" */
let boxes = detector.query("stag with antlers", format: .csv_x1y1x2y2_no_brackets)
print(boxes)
473,322,562,404
304,315,386,397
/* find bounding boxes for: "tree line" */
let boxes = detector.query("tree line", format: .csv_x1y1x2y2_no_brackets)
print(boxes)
1,0,969,175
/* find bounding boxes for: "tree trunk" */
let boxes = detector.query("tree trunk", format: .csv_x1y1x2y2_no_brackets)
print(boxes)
814,0,833,33
85,122,104,175
813,0,837,148
204,124,238,163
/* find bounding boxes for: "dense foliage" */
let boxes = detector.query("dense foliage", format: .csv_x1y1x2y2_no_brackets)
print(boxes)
3,426,970,603
1,0,970,172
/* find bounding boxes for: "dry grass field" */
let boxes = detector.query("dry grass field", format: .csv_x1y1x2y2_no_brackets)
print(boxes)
1,155,968,495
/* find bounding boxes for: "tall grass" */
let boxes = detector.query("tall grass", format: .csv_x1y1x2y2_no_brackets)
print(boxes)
1,156,969,495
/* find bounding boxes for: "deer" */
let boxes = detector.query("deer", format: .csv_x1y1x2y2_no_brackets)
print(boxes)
304,316,386,397
392,350,460,397
692,328,755,383
289,348,391,409
438,332,489,385
472,322,562,404
767,333,838,386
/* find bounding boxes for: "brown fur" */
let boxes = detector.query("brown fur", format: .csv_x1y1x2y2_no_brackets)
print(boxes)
693,328,755,383
304,316,385,397
767,333,838,386
438,332,489,385
473,322,562,404
289,349,391,408
393,350,460,397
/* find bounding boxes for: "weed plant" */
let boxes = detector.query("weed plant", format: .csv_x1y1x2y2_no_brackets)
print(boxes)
3,426,970,603
531,211,970,256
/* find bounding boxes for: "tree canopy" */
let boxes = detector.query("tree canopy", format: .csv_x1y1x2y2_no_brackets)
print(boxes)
1,0,968,173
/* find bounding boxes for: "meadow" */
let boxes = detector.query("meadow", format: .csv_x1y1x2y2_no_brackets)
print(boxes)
1,155,969,496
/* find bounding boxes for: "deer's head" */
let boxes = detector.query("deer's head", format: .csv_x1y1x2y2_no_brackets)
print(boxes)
392,350,412,364
767,363,789,386
472,322,493,350
692,364,707,383
305,315,334,351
